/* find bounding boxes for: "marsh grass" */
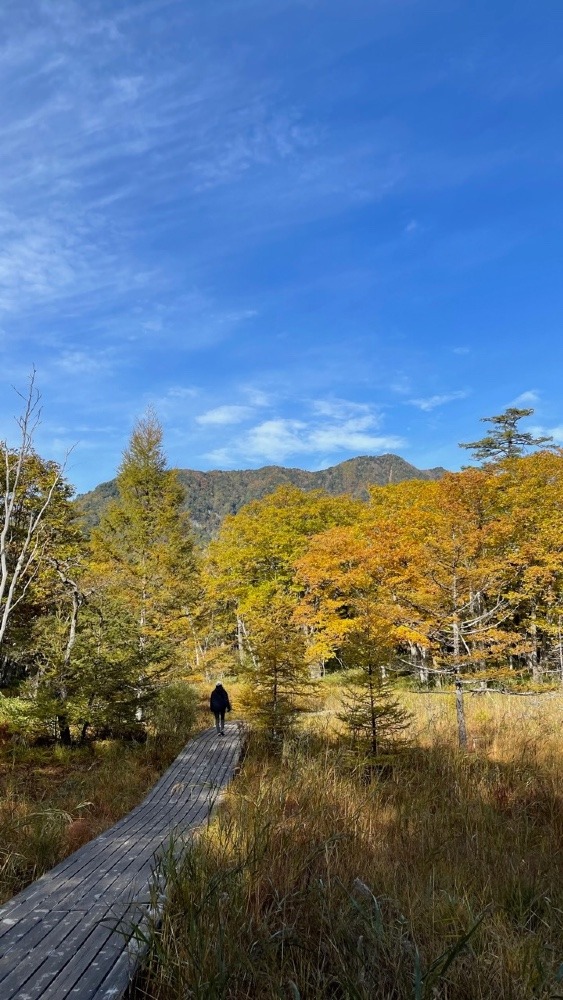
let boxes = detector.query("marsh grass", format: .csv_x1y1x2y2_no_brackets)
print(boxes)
135,691,563,1000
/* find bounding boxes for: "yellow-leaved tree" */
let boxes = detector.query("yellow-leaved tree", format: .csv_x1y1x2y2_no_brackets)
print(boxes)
295,522,411,757
493,451,563,684
364,471,518,745
207,486,361,741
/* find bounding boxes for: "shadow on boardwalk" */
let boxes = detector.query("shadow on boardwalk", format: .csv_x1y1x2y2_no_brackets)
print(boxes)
0,723,243,1000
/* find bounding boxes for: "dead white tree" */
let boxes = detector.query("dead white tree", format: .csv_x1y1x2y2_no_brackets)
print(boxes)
0,371,66,654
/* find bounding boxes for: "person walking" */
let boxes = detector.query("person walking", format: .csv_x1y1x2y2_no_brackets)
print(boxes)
210,682,231,735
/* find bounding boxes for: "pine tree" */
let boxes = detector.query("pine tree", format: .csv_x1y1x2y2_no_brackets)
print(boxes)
459,407,553,462
239,585,312,744
338,662,411,759
90,410,199,689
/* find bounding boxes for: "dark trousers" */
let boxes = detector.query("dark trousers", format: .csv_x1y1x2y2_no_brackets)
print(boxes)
213,710,225,733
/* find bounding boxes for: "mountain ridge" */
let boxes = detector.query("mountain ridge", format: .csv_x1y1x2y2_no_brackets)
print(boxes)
76,454,447,541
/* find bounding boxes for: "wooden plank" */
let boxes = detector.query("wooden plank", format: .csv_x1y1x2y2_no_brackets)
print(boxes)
0,731,236,930
0,910,87,997
22,905,136,1000
0,907,120,1000
0,724,242,999
0,727,234,932
43,763,227,910
3,730,215,901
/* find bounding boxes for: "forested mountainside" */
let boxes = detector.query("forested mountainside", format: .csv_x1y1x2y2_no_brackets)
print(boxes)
76,453,445,541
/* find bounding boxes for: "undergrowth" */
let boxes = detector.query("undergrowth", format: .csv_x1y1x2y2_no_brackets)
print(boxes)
135,699,563,1000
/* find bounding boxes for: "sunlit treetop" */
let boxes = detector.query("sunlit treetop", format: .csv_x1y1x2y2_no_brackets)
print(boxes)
459,408,554,463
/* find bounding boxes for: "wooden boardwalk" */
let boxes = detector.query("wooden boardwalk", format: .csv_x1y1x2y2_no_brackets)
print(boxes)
0,723,243,999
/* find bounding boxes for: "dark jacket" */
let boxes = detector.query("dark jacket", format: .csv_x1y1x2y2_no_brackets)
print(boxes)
210,684,231,713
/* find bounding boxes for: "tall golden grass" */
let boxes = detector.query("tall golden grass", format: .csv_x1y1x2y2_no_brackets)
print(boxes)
135,689,563,1000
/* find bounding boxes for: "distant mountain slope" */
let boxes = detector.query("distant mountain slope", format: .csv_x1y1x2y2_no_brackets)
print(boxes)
76,454,446,541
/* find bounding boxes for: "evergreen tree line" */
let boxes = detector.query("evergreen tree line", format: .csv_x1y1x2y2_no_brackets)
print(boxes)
1,383,561,753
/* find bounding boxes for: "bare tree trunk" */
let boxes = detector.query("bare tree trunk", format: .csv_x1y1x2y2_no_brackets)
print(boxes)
236,615,245,665
368,664,377,757
528,608,542,684
455,678,468,749
0,371,66,652
452,570,468,749
51,562,86,746
410,642,429,684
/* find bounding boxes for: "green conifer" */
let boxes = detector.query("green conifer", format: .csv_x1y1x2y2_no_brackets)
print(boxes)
459,407,553,462
91,409,199,683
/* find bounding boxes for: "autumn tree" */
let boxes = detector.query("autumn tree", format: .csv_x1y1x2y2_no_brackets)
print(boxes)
0,376,82,700
207,486,361,735
208,486,360,646
239,585,311,742
295,524,411,756
366,472,524,744
493,451,563,684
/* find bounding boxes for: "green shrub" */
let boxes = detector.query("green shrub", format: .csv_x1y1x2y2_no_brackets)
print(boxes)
150,683,199,746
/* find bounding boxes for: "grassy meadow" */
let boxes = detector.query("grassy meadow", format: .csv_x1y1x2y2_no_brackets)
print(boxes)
0,682,561,998
134,685,563,1000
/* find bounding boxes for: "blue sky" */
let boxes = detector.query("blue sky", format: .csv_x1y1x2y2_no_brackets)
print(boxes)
1,0,562,494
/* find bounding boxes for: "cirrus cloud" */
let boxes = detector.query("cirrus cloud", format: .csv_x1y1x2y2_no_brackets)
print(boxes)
409,390,468,412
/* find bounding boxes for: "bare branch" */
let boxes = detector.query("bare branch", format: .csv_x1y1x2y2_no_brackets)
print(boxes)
0,373,68,649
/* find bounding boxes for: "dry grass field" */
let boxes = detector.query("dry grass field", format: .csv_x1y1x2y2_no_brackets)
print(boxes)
135,685,563,1000
1,683,561,998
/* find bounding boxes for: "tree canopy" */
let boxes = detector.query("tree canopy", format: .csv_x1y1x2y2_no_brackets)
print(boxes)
3,385,563,749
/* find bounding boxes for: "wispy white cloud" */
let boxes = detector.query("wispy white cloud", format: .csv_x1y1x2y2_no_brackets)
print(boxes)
142,384,202,426
0,2,324,329
124,297,258,351
529,424,563,444
55,350,114,376
167,386,200,399
242,417,403,463
0,211,152,317
203,398,404,466
0,0,516,342
389,375,412,396
310,426,404,453
409,390,468,412
509,390,540,406
240,385,272,407
196,405,254,426
311,398,373,422
243,419,307,463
